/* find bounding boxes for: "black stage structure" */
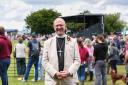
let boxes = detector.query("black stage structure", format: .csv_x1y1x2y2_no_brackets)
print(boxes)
62,14,104,37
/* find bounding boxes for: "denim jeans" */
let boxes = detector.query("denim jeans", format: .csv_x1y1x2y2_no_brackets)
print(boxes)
77,64,86,81
38,55,43,79
110,60,117,72
0,58,10,85
24,57,39,81
95,60,107,85
16,58,26,75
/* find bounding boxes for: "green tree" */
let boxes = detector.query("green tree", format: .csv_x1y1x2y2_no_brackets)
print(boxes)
66,10,90,32
67,22,85,32
104,13,126,33
25,9,61,34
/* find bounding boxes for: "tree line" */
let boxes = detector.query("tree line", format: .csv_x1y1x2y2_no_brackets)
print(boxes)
25,9,126,34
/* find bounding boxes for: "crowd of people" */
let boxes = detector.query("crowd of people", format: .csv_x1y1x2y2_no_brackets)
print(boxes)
0,18,128,85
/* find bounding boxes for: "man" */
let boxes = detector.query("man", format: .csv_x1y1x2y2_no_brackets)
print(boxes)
23,34,41,82
0,26,12,85
94,34,108,85
43,18,80,85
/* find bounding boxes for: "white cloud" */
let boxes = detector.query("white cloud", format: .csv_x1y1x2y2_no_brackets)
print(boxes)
54,1,102,16
54,0,128,23
0,20,25,31
103,0,128,5
0,0,32,30
0,0,128,31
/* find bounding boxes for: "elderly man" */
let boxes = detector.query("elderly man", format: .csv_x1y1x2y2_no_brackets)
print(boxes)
42,18,80,85
0,26,12,85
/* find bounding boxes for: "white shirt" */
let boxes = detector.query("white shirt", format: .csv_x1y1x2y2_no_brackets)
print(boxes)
15,43,26,58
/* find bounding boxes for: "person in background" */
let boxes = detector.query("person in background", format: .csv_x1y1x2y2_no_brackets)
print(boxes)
84,38,94,81
113,35,121,50
14,36,26,80
124,35,128,85
23,34,41,82
108,42,119,73
92,35,97,45
94,34,108,85
0,26,12,85
77,37,89,85
38,38,46,80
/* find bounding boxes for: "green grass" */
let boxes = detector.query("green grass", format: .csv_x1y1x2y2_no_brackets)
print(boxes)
0,65,126,85
8,77,44,85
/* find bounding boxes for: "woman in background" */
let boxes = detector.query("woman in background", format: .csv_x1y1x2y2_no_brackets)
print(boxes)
108,42,119,73
14,36,26,80
84,38,94,81
94,35,108,85
77,37,89,85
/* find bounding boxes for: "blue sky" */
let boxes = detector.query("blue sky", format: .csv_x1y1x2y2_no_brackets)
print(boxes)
0,0,128,31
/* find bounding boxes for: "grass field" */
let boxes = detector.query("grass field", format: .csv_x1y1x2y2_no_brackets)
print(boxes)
0,65,126,85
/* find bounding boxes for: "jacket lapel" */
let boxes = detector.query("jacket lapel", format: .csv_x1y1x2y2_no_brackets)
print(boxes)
64,35,71,66
51,36,58,65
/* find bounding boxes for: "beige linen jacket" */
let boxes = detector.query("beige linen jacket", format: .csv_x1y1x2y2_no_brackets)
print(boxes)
42,35,80,85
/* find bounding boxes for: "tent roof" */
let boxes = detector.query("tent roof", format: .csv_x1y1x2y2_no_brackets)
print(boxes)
61,14,104,23
5,29,18,32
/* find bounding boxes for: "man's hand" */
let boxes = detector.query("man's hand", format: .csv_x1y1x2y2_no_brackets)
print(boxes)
60,70,70,79
54,70,71,80
54,72,63,80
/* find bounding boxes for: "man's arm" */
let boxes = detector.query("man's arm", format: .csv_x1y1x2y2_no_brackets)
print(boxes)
27,41,31,57
9,40,12,54
42,40,58,78
68,39,81,75
38,42,41,52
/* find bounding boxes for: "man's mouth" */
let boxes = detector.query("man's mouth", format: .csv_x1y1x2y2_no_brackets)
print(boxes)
56,28,64,32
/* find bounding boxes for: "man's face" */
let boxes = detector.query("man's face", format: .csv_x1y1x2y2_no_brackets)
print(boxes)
54,19,66,36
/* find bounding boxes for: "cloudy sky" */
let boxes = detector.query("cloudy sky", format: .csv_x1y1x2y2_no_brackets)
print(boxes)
0,0,128,31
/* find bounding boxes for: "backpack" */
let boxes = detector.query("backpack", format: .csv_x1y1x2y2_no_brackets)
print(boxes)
31,41,40,59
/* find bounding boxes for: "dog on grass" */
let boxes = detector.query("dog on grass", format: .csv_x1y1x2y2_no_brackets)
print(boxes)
110,70,126,85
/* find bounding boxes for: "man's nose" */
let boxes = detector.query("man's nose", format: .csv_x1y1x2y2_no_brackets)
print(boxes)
57,25,62,29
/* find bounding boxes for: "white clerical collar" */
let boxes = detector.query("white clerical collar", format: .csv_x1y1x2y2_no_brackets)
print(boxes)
56,34,66,38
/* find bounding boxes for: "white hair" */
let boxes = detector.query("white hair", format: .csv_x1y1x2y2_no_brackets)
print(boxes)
84,38,92,46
